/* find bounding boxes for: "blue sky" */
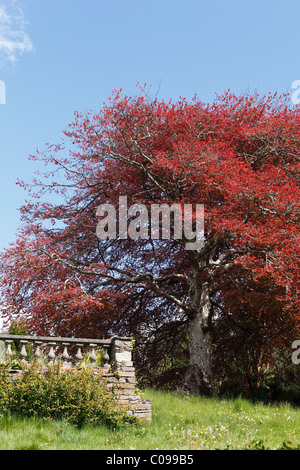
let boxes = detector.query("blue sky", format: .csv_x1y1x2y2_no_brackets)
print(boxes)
0,0,299,251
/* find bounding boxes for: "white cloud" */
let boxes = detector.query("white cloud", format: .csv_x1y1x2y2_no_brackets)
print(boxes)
0,0,33,66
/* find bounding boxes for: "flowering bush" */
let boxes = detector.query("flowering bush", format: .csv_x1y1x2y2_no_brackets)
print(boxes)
0,363,138,428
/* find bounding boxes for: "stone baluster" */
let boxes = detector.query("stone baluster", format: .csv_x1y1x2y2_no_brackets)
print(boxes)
0,341,5,364
89,343,97,367
61,343,70,366
103,346,110,369
47,342,56,364
20,340,28,362
75,343,83,365
34,341,43,360
5,340,13,359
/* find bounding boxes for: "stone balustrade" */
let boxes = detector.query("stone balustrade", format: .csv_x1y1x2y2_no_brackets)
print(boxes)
0,333,111,367
0,334,151,422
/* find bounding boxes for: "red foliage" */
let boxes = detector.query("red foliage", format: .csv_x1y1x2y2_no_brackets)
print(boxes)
1,87,299,389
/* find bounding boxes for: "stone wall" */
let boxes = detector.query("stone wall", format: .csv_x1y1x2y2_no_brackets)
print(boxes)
101,337,152,422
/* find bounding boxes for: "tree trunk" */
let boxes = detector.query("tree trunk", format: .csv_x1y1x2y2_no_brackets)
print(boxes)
181,283,215,396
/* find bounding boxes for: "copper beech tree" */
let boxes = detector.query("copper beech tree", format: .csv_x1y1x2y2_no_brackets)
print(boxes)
1,88,299,395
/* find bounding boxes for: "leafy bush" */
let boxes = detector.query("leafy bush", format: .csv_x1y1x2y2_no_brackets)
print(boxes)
0,363,138,428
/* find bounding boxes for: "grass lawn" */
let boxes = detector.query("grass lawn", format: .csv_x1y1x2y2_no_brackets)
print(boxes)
0,388,299,450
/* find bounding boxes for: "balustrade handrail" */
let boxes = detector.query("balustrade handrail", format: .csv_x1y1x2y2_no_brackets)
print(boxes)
0,334,111,346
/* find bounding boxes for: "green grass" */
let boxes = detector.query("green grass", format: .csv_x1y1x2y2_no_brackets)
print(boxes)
0,389,300,450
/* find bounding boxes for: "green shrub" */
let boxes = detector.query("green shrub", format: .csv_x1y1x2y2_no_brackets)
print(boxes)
0,363,138,428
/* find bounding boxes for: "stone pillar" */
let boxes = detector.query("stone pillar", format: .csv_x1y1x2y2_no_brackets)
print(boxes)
110,337,133,368
105,337,152,422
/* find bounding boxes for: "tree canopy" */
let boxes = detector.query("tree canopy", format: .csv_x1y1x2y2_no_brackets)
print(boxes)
1,87,299,394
